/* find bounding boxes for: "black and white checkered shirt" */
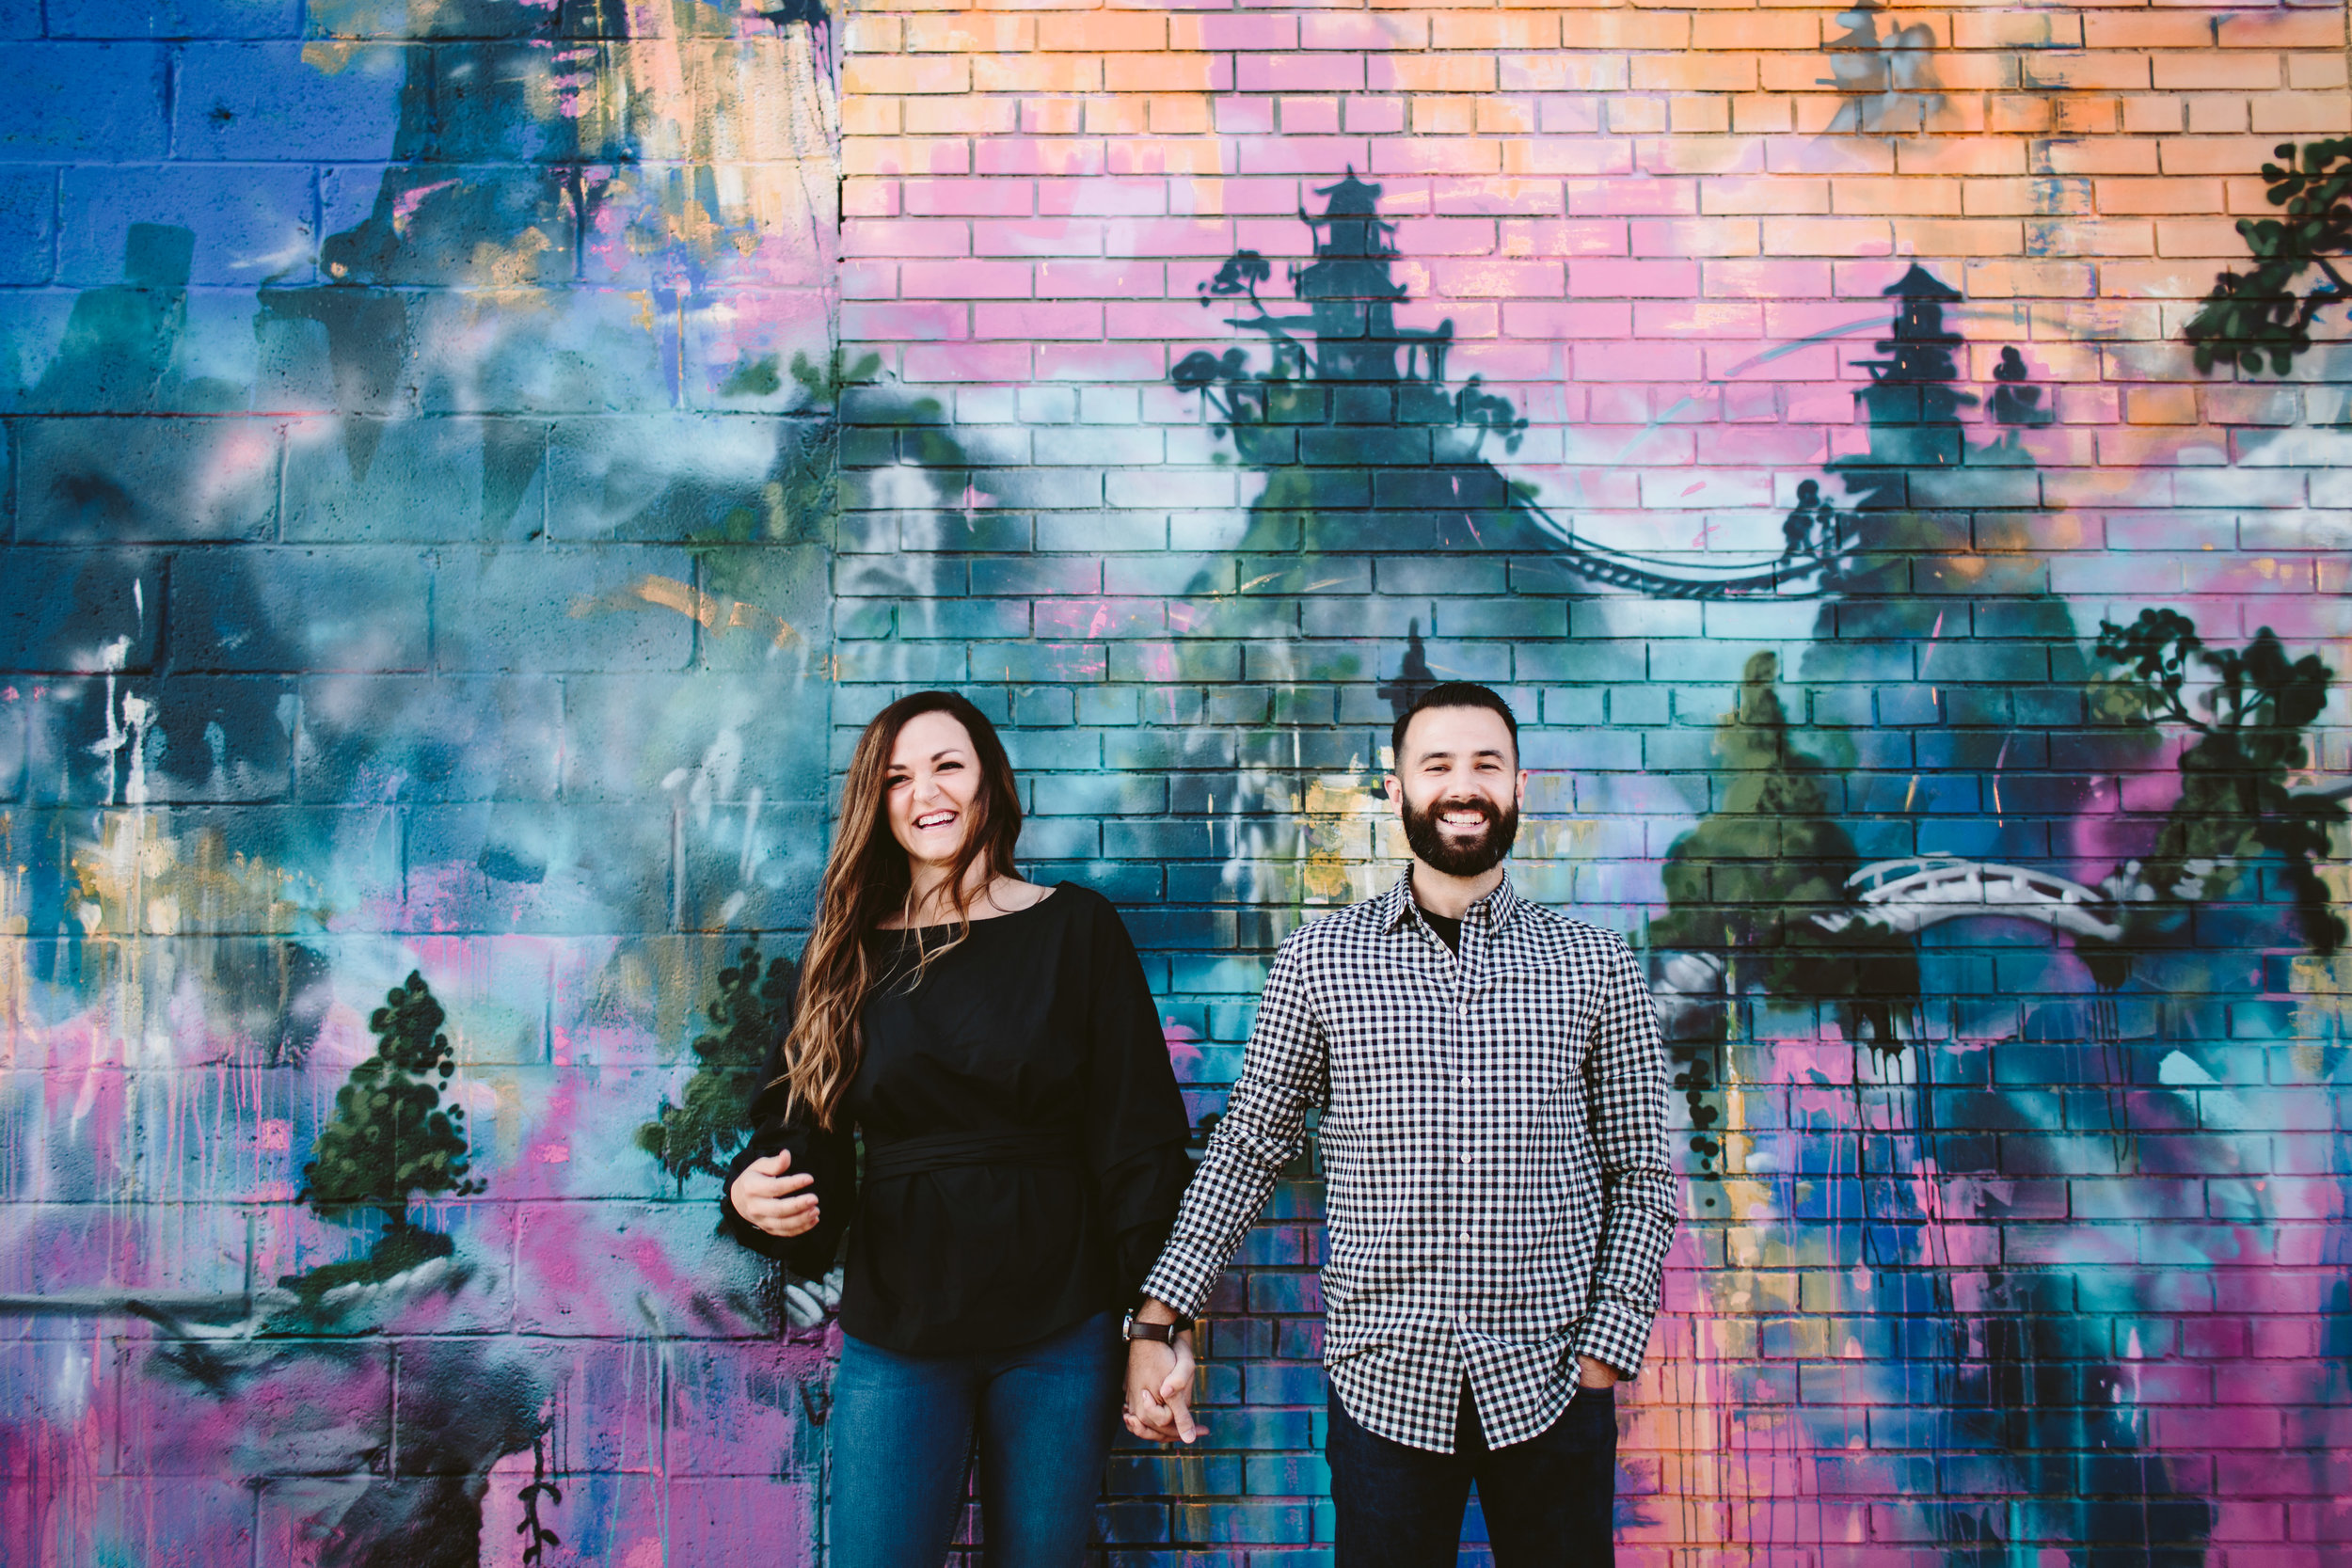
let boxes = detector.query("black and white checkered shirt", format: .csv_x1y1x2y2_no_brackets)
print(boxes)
1142,870,1677,1454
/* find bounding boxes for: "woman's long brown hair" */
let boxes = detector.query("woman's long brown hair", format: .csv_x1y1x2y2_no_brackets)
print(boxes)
776,690,1024,1129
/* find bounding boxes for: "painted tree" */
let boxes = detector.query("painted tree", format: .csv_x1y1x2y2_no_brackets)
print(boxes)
302,971,481,1265
2185,138,2352,375
2093,609,2346,957
1652,651,1919,1053
638,945,793,1186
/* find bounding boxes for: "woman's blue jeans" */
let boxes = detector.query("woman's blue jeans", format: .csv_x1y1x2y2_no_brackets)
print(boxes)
830,1310,1121,1568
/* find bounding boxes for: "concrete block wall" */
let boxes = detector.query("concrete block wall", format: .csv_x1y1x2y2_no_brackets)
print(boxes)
5,0,2352,1561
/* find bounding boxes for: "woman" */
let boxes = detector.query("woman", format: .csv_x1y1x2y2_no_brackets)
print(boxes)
723,690,1193,1568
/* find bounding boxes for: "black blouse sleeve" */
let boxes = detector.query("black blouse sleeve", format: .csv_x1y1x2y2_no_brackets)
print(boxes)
1079,895,1196,1298
718,969,855,1277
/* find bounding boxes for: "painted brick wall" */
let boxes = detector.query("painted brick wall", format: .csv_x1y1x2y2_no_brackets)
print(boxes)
8,0,2352,1562
834,1,2352,1561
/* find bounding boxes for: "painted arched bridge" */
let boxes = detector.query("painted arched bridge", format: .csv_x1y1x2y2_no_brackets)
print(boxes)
1814,858,2123,942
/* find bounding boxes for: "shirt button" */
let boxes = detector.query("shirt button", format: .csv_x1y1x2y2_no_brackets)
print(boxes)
1460,1231,1472,1245
1460,1075,1472,1091
1460,1153,1472,1166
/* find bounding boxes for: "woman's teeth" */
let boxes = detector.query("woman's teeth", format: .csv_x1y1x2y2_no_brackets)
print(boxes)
915,812,957,829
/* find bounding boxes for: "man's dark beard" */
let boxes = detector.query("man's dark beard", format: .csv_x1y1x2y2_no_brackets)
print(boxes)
1401,793,1518,877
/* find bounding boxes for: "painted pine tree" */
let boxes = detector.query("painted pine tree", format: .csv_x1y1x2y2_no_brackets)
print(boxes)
1654,652,1918,1049
299,970,482,1284
638,946,793,1187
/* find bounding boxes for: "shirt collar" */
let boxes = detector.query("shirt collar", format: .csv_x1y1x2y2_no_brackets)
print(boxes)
1382,867,1521,935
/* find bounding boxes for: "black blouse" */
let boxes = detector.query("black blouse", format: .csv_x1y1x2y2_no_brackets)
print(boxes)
720,884,1194,1354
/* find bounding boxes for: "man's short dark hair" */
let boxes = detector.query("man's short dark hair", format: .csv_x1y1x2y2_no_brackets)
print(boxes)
1391,682,1519,767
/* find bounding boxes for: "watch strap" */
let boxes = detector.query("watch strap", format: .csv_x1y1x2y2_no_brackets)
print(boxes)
1121,1311,1193,1342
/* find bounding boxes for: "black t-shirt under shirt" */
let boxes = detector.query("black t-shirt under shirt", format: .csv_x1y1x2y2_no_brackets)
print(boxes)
722,884,1193,1354
1420,906,1462,955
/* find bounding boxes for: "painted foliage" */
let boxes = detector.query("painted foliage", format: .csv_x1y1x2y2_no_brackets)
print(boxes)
4,0,2352,1563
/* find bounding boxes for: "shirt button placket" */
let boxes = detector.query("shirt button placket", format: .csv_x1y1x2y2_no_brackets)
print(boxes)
1449,953,1470,1335
1457,904,1484,1341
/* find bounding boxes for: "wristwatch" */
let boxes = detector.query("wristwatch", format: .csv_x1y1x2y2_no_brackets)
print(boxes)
1121,1309,1193,1343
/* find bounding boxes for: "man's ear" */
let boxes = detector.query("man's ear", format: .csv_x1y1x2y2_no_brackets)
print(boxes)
1384,774,1403,807
1515,768,1529,806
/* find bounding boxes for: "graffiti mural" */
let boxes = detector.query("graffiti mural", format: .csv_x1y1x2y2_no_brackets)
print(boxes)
5,3,841,1562
6,0,2352,1562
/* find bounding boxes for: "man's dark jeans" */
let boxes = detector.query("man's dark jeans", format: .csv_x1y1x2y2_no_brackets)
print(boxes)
1327,1378,1617,1568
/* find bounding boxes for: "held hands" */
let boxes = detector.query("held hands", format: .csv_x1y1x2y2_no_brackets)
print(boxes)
1122,1331,1200,1445
730,1149,819,1240
783,1264,845,1329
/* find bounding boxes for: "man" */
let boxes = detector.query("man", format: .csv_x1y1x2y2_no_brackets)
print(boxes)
1120,682,1677,1567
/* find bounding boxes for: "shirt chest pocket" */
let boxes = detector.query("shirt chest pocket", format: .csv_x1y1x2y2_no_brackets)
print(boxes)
1470,967,1593,1091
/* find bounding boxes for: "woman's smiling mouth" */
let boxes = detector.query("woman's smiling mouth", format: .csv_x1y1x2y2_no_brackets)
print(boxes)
914,810,959,831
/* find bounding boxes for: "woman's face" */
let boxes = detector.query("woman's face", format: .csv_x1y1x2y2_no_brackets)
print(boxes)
883,709,983,870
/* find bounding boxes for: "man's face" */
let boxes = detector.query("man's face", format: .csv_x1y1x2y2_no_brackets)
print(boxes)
1387,705,1526,878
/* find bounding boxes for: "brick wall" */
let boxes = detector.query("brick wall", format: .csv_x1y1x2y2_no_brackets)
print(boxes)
834,1,2352,1559
6,0,2352,1561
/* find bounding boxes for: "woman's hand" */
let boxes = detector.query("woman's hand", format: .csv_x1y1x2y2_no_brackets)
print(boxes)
730,1150,819,1239
1122,1330,1200,1444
